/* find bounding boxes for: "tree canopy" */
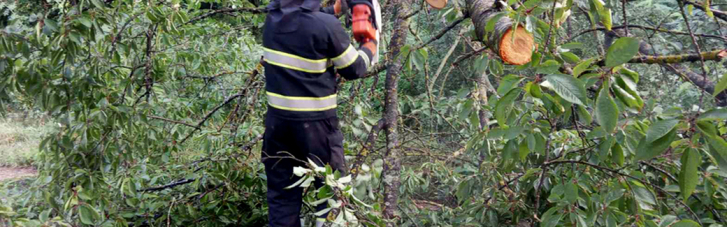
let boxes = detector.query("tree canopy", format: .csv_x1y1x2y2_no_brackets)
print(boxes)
1,0,727,226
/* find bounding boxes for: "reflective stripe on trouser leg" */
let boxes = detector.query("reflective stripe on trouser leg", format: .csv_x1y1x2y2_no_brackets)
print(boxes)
267,92,337,111
263,48,330,73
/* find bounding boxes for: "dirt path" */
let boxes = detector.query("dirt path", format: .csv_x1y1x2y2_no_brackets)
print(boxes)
0,167,37,181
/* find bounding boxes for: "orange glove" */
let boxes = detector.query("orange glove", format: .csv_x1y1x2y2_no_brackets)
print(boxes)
361,41,377,56
334,0,343,16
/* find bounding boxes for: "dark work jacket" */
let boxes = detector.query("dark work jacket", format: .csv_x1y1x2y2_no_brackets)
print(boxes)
263,5,373,121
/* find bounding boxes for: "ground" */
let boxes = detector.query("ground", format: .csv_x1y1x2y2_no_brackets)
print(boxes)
0,167,36,181
0,113,53,182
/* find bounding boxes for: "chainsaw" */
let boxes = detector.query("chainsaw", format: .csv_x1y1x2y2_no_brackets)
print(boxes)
345,0,381,64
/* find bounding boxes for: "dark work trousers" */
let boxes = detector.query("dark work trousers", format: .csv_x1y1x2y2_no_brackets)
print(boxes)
262,113,346,227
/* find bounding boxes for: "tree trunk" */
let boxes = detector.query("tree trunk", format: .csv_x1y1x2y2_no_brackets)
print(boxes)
605,30,727,106
382,0,412,224
465,0,535,65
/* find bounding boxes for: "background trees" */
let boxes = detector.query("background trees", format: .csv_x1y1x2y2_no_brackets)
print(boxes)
1,0,726,226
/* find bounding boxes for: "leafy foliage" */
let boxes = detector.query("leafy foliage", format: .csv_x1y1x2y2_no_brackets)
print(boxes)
2,0,727,226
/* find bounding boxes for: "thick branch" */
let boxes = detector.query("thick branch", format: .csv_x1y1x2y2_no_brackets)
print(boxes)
382,0,412,222
465,0,534,65
594,49,726,65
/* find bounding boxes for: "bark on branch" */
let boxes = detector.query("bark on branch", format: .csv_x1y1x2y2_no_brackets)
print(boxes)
465,0,535,65
594,49,727,65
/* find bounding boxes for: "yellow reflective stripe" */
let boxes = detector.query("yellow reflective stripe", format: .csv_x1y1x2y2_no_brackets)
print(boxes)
358,49,370,68
263,59,327,73
332,45,359,69
267,92,336,101
263,48,330,73
268,103,338,112
267,92,337,111
263,47,327,63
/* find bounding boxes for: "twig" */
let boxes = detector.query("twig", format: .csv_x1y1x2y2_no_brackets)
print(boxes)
149,115,199,128
684,0,727,22
186,7,268,24
415,17,466,50
140,179,195,192
677,0,710,112
567,25,726,42
639,161,724,223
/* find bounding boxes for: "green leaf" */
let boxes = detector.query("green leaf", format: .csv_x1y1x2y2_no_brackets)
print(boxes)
699,108,727,121
704,136,727,176
544,74,588,105
645,119,679,144
704,0,714,18
541,206,563,227
498,75,524,96
573,58,594,77
618,67,639,83
714,74,727,97
611,143,624,166
77,17,93,28
494,88,522,126
565,182,578,203
577,105,592,124
599,8,612,31
635,127,677,160
91,0,105,8
79,204,100,225
412,49,426,71
528,81,544,98
679,148,700,202
605,37,640,67
596,81,619,133
561,52,580,64
671,220,700,227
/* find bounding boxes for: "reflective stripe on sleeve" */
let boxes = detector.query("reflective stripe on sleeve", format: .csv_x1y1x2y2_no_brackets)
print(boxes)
332,45,360,69
263,48,329,73
267,92,337,111
358,49,370,69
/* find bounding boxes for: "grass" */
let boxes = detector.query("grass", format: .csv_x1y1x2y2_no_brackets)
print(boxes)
0,117,56,167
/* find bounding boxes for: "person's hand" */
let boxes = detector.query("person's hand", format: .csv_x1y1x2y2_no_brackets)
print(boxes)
333,0,348,17
334,0,341,15
361,41,377,57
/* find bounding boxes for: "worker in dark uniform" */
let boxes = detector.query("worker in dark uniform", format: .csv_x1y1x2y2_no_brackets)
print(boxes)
261,0,378,226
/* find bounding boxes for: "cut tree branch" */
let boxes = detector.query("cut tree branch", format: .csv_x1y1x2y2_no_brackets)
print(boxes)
465,0,534,65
